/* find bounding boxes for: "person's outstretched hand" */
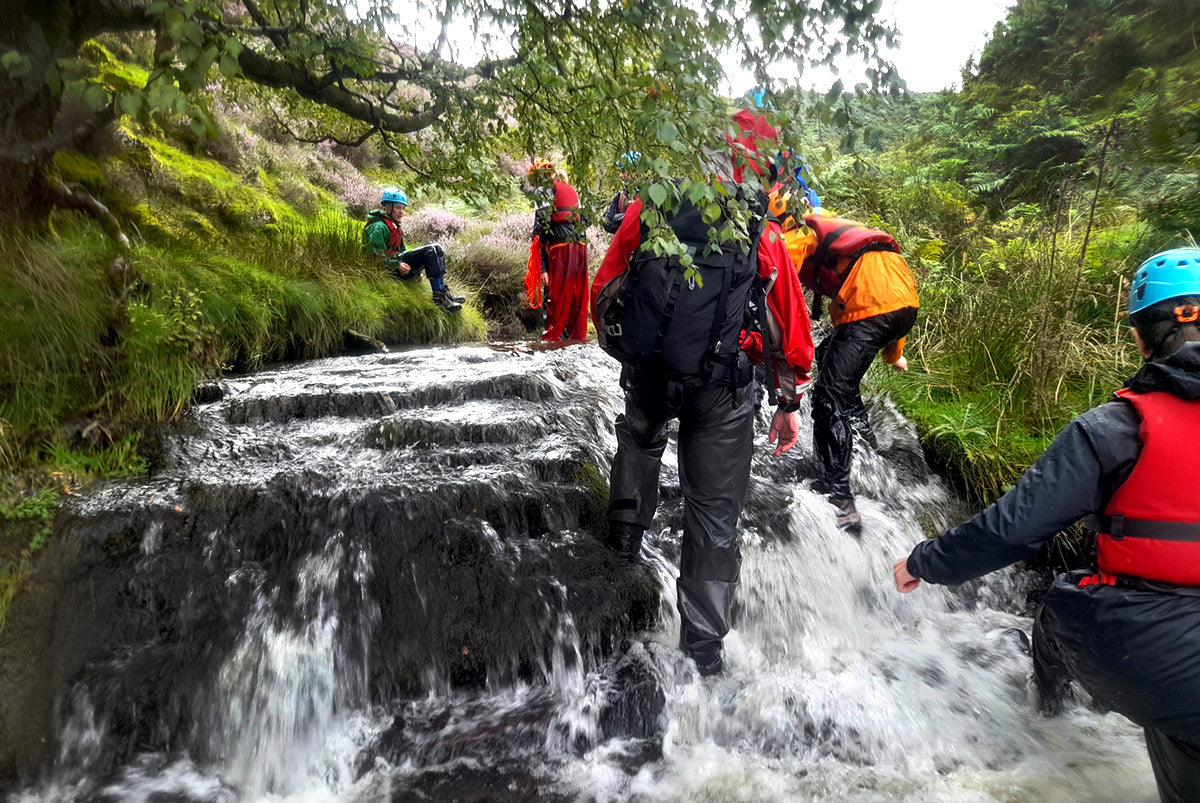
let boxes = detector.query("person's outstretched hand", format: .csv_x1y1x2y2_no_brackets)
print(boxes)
768,408,798,457
893,557,921,592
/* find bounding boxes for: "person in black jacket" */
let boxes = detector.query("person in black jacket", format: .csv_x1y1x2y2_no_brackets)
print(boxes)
893,247,1200,803
602,150,641,234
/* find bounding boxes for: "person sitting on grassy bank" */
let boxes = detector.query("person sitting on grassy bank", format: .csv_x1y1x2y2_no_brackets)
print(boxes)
364,186,465,313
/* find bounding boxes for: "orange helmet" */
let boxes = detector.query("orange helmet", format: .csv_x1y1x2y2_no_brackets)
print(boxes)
528,158,554,176
768,183,792,219
784,227,818,269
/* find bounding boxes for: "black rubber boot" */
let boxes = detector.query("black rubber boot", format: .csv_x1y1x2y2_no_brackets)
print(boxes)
605,521,644,564
432,290,462,312
441,285,465,304
688,644,725,677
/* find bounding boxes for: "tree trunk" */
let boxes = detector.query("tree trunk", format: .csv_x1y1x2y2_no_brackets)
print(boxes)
1,3,86,231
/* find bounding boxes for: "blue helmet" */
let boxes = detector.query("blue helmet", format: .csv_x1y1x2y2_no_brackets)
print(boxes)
617,151,641,170
381,186,408,206
1129,248,1200,316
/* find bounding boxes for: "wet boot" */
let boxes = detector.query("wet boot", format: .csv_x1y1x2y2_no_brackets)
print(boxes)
833,495,861,537
688,643,725,677
605,521,644,564
432,290,462,312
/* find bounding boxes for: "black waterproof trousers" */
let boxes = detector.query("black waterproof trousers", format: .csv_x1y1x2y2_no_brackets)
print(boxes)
1033,575,1200,802
392,243,447,291
607,368,755,665
811,306,917,500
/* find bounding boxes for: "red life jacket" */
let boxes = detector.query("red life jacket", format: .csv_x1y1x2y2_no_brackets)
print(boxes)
803,215,899,297
380,217,405,257
551,180,580,224
1082,388,1200,587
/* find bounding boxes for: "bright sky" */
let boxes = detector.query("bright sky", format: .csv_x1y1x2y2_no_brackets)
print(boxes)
410,0,1017,96
880,0,1016,92
726,0,1016,95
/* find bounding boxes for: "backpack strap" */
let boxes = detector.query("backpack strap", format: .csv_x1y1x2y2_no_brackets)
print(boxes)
650,264,688,369
703,256,735,383
811,223,855,272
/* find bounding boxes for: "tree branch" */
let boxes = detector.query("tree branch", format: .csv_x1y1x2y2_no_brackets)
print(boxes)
267,104,379,147
235,47,445,133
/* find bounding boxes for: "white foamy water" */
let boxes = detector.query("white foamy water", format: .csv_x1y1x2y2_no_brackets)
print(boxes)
14,345,1154,802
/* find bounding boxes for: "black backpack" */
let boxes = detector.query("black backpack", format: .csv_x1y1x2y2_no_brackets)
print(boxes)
596,187,767,386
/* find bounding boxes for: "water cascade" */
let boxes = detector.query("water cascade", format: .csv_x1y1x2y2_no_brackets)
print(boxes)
2,344,1154,802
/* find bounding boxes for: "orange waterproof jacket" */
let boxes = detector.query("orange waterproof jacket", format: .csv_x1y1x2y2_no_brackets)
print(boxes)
794,216,918,361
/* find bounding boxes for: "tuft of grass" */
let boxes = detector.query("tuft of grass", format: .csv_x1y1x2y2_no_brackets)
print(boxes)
43,435,150,479
872,363,1050,505
0,487,60,633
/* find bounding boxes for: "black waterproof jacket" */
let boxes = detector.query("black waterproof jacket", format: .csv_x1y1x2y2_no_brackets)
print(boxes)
908,341,1200,741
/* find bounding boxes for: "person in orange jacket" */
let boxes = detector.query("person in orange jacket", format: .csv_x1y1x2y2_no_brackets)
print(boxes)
790,211,918,535
525,160,589,341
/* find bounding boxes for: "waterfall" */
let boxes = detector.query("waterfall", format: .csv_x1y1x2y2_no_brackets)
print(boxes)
5,344,1154,802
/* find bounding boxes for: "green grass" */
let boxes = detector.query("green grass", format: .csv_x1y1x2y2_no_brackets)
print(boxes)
0,215,487,468
0,487,59,633
872,364,1052,504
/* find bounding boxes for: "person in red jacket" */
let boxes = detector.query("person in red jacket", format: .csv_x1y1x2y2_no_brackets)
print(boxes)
526,160,589,341
894,248,1200,803
590,112,814,676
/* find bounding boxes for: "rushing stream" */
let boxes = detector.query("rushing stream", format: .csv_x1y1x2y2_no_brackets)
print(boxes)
7,343,1155,802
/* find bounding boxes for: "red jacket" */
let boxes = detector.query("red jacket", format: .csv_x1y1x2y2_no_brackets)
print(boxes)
591,197,813,404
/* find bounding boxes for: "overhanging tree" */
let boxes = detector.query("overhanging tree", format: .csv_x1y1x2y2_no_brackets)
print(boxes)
1,0,900,239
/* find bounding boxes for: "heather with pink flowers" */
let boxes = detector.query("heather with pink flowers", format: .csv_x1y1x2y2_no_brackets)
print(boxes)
405,208,468,243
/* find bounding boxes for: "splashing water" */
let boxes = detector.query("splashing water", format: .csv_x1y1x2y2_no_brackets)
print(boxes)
9,345,1154,802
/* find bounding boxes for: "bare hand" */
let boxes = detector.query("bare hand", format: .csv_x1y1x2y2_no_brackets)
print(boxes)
893,557,921,592
397,261,412,276
768,408,798,457
889,355,908,372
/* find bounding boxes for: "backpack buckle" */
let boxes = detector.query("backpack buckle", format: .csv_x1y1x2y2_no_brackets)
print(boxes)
606,323,623,337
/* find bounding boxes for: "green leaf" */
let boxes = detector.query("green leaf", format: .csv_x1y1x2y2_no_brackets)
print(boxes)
1,49,31,78
702,202,722,224
83,84,109,112
147,0,170,15
224,39,243,58
219,53,241,79
118,93,143,117
182,21,204,45
44,63,61,94
659,119,678,144
647,182,668,207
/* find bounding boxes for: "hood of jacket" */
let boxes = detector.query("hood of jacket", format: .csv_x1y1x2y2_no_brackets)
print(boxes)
1125,341,1200,401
